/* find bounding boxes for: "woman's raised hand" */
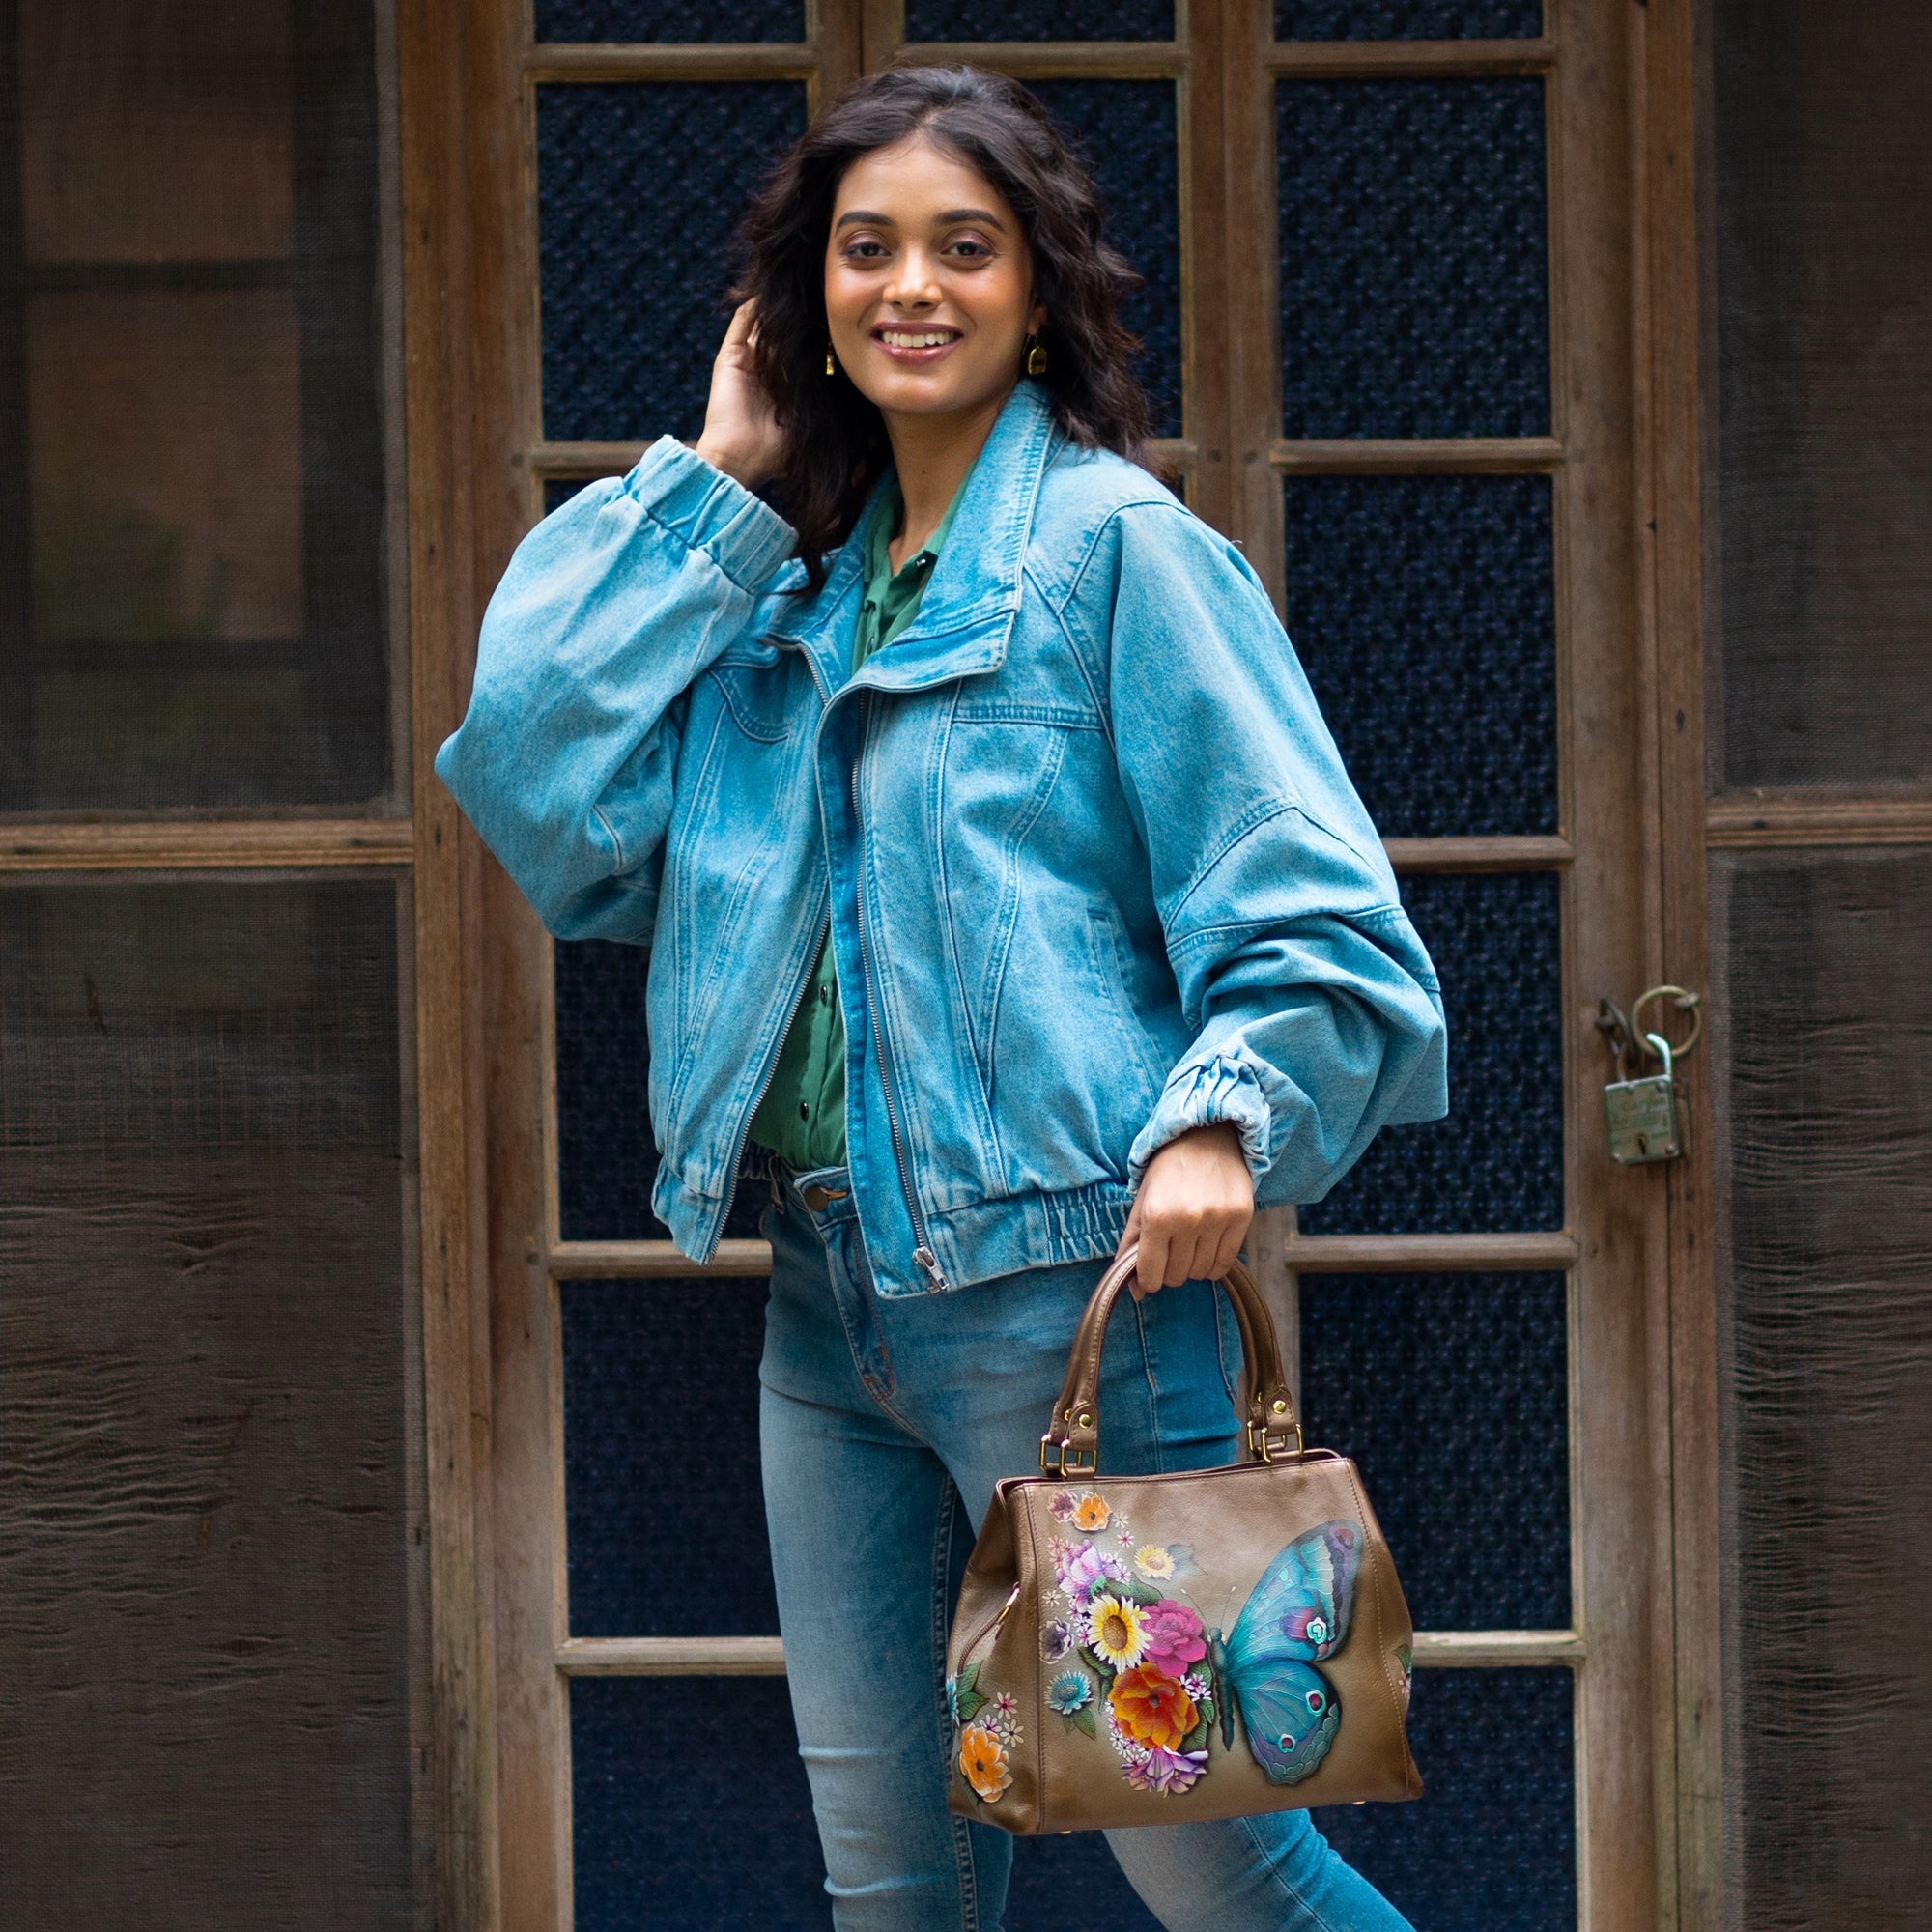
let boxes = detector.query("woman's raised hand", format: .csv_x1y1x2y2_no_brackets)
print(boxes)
694,300,785,491
1117,1122,1256,1300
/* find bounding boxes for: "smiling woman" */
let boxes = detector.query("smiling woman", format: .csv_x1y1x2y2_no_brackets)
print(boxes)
435,59,1446,1932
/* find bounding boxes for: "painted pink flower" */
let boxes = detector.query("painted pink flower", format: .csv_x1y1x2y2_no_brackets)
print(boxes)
1125,1746,1209,1795
1049,1491,1080,1524
1140,1599,1208,1675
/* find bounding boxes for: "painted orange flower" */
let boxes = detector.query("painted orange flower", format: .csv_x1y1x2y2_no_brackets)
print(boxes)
1072,1492,1111,1532
959,1724,1011,1802
1110,1665,1199,1750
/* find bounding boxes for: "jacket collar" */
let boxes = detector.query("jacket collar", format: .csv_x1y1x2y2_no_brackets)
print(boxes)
769,379,1058,698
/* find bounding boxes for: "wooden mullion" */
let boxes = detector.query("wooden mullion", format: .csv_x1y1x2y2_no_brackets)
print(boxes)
1265,38,1557,79
550,1232,1582,1281
526,43,819,81
555,1629,1585,1678
0,0,32,811
893,42,1185,78
1223,0,1286,611
0,818,415,871
1273,436,1565,473
1284,1232,1578,1273
1704,794,1932,849
1384,834,1572,871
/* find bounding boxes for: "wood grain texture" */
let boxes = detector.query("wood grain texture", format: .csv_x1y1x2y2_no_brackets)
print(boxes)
1639,2,1724,1925
1705,794,1932,848
0,817,415,871
399,0,497,1922
890,42,1185,77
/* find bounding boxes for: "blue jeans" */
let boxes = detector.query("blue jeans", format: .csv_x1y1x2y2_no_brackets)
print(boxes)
758,1168,1416,1932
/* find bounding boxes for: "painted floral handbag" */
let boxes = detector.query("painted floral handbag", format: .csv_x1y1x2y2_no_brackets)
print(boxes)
945,1246,1422,1833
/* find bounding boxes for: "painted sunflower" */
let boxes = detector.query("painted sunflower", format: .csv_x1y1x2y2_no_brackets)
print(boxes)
1084,1591,1151,1670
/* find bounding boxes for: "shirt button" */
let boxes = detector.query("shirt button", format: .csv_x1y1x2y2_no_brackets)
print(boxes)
799,1101,810,1120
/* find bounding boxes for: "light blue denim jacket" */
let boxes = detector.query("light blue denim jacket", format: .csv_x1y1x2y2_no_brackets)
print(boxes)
437,381,1447,1296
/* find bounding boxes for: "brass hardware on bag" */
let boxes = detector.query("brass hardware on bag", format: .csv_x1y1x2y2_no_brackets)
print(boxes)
1037,1432,1097,1478
1597,986,1700,1166
1247,1416,1305,1462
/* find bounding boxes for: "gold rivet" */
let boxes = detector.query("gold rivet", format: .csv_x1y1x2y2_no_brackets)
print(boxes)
1272,1399,1288,1413
1077,1412,1092,1429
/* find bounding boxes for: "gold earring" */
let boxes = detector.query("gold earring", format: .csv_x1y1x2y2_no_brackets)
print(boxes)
825,343,837,377
1025,335,1047,377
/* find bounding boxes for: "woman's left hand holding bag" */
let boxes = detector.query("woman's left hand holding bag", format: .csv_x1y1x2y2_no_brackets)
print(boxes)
1116,1122,1254,1299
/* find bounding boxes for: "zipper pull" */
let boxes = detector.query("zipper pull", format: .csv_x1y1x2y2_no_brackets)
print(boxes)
914,1246,951,1293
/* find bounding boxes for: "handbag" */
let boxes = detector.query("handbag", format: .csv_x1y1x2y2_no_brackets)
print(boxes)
945,1246,1422,1833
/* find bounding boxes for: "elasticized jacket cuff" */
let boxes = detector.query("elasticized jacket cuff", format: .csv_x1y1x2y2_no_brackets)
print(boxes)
1126,1052,1274,1190
622,437,798,590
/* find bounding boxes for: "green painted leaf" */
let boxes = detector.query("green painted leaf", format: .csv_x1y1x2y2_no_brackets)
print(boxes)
1120,1577,1165,1607
1166,1543,1199,1575
1070,1700,1098,1740
953,1663,989,1725
1079,1644,1115,1680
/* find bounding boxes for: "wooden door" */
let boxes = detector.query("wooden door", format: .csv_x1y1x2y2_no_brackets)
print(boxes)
448,3,1665,1925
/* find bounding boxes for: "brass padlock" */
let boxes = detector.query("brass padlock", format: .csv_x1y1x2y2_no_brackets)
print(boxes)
1604,1031,1686,1165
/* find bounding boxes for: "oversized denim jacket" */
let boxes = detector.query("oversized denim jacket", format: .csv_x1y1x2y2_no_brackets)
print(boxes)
437,380,1448,1296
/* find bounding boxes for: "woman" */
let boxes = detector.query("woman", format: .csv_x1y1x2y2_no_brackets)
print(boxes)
440,65,1445,1932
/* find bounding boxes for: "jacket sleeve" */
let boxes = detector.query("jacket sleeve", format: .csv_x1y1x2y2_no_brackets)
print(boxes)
434,439,797,943
1095,499,1450,1206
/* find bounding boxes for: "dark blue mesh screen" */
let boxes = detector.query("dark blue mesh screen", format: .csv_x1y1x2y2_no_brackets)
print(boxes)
545,476,596,515
536,0,803,38
1315,1666,1576,1932
537,83,809,443
1284,473,1556,838
1027,81,1182,437
556,939,769,1242
562,1278,776,1637
1278,79,1550,437
1278,0,1543,36
572,1676,829,1929
1300,1272,1571,1629
906,0,1173,36
1300,871,1564,1233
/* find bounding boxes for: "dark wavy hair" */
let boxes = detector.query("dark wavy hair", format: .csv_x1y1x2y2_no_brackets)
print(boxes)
734,65,1153,586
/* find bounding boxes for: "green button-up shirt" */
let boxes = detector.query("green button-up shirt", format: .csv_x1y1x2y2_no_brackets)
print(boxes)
747,469,969,1171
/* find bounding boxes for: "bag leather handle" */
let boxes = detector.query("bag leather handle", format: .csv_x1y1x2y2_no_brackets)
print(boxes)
1038,1244,1303,1477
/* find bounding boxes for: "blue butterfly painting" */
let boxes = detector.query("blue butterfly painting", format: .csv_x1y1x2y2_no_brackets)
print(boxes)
1207,1519,1361,1785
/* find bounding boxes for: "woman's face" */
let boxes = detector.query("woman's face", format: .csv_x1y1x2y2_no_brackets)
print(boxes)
824,132,1044,423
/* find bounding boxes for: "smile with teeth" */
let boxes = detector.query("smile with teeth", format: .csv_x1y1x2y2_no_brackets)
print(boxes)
877,327,959,348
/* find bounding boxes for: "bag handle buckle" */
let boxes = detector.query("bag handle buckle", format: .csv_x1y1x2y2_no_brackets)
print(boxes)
1038,1431,1098,1478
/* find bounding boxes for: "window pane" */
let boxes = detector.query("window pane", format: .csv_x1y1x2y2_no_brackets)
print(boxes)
1284,473,1556,838
2,0,392,811
1314,1667,1576,1932
555,938,767,1241
571,1678,829,1930
562,1278,778,1636
0,880,420,1927
537,83,809,444
1027,81,1182,437
1299,871,1564,1235
1300,1273,1571,1629
1277,0,1542,38
1709,0,1932,787
536,0,804,40
1278,79,1550,438
906,0,1173,39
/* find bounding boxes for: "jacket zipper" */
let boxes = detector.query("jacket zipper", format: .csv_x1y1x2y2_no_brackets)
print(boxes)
851,692,951,1292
